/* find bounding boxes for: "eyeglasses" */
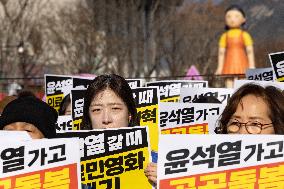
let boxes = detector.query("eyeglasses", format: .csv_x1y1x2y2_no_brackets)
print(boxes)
226,119,273,134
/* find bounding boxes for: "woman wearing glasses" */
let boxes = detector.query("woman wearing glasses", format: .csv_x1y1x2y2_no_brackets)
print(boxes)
148,83,284,187
217,83,284,134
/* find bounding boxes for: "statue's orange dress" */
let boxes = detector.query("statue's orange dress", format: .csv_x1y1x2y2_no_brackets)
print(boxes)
220,29,253,74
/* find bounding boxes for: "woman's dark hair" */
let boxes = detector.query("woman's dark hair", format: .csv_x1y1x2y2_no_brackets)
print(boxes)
17,90,36,98
225,5,246,30
58,94,71,116
217,83,284,134
193,96,222,104
81,74,138,130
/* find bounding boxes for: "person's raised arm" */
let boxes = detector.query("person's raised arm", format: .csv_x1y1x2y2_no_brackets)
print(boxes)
144,162,157,186
216,47,226,75
246,45,255,69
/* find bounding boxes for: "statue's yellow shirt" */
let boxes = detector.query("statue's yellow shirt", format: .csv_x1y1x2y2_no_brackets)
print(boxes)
219,28,253,48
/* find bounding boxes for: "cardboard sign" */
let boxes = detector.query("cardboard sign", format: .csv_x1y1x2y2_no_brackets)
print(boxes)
159,102,225,134
0,131,31,140
56,115,73,133
158,134,284,188
58,127,152,189
132,87,159,152
72,76,93,90
126,79,144,89
0,138,81,188
246,67,274,81
45,74,73,112
45,74,93,112
146,80,208,102
269,51,284,82
180,88,233,104
71,89,86,130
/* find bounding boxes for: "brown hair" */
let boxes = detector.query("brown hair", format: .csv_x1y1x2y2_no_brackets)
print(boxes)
217,83,284,134
58,94,71,116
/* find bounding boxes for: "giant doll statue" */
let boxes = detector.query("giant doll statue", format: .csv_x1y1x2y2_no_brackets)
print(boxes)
215,5,255,88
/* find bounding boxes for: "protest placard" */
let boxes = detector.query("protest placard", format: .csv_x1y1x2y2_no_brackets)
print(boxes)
158,134,284,189
45,74,73,111
132,87,159,153
126,79,144,89
0,138,81,188
0,131,31,140
269,51,284,82
56,115,73,133
146,80,208,102
72,76,93,89
180,87,233,104
245,67,274,81
71,89,86,130
45,74,92,112
58,126,152,189
159,102,225,134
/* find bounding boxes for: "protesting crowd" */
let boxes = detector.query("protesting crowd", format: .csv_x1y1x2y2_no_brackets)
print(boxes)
0,4,284,189
0,69,284,188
